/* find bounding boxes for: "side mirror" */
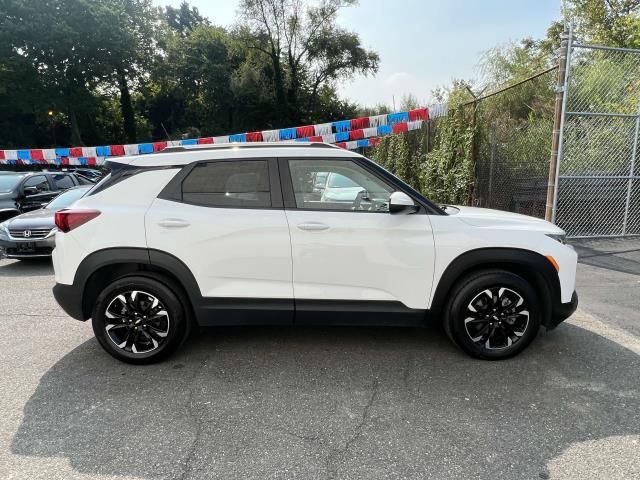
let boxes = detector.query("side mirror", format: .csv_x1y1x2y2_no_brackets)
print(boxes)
23,186,38,196
389,191,418,214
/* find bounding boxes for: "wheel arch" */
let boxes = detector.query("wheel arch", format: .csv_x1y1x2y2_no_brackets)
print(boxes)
75,248,202,322
429,248,560,326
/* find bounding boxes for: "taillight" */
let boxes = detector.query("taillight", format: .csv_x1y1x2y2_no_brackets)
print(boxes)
55,209,101,233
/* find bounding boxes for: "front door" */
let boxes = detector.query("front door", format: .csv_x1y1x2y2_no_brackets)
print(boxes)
281,157,435,323
20,175,56,211
145,158,293,325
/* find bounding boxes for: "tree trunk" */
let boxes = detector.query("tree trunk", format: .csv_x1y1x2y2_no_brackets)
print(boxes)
118,67,137,143
271,53,289,125
69,108,83,146
287,54,300,125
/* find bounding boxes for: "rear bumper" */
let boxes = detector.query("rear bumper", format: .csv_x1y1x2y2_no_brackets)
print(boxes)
548,291,578,329
52,282,86,321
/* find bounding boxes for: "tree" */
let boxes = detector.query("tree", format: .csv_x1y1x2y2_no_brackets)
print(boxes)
165,1,209,37
96,0,158,143
0,0,158,145
566,0,640,47
238,0,378,124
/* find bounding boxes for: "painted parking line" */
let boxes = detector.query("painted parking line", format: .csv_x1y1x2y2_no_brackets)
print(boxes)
568,309,640,356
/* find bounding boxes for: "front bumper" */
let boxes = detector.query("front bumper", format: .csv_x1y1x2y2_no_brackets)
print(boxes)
0,237,55,259
52,282,86,321
548,291,578,329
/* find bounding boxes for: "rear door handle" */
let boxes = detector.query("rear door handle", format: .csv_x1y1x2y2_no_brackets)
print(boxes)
158,218,190,229
297,222,330,231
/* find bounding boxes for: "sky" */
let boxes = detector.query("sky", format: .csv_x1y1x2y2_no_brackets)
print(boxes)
153,0,561,107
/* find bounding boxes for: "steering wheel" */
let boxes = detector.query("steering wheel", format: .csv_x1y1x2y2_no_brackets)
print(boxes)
353,189,371,210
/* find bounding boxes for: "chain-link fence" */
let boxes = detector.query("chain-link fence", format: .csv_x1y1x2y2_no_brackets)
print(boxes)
555,37,640,237
472,68,557,218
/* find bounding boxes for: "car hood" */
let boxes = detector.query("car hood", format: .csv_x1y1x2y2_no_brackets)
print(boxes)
5,208,55,230
447,205,564,234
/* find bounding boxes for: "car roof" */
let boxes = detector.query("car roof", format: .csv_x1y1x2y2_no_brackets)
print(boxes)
0,171,79,176
110,142,361,168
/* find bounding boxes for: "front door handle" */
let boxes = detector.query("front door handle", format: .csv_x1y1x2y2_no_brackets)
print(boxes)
297,222,330,231
158,218,190,229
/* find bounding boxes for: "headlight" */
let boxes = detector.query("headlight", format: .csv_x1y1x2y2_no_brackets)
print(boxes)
0,221,9,240
546,233,567,244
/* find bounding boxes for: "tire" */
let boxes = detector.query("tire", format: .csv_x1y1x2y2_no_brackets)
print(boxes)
91,275,188,364
444,270,541,360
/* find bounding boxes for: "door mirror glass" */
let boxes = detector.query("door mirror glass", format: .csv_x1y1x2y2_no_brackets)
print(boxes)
23,186,39,196
389,191,418,214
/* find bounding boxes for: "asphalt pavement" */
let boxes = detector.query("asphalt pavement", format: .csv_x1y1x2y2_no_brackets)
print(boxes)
0,238,639,480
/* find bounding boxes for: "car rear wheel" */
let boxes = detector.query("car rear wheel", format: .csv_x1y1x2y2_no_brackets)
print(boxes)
92,276,187,364
444,270,541,360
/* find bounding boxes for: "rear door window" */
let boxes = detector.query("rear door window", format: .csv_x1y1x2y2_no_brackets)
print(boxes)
181,160,271,208
52,174,75,190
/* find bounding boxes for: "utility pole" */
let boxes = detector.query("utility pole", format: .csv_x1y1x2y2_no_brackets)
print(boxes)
545,26,572,222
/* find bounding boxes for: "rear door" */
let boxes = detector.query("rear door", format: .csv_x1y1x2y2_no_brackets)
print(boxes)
281,157,435,323
145,158,294,325
51,173,77,191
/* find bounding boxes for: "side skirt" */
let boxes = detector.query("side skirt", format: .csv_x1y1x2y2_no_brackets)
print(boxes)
194,298,428,327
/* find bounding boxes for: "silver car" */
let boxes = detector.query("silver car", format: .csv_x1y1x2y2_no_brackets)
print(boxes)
0,186,91,259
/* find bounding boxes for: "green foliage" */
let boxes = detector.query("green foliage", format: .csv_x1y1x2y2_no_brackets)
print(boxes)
567,0,640,47
421,103,475,204
0,0,375,147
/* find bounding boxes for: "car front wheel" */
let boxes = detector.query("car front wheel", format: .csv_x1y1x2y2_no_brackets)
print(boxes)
91,276,187,364
444,270,541,360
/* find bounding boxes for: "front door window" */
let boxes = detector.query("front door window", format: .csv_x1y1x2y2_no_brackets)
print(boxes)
288,159,393,212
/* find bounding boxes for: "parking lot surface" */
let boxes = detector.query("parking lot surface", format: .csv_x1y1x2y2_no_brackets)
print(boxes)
0,238,639,480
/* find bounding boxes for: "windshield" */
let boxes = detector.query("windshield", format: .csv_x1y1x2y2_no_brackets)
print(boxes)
0,174,24,193
327,173,359,188
46,187,90,210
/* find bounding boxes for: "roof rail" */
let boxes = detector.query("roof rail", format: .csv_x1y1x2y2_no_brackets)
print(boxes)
160,142,340,154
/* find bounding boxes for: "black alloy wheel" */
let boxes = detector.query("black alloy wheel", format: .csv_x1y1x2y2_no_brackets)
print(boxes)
92,276,188,364
445,270,541,360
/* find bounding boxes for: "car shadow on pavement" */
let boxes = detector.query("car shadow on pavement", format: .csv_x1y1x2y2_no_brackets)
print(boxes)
0,258,53,277
10,322,640,480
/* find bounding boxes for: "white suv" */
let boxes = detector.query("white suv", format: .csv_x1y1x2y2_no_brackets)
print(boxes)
51,143,578,364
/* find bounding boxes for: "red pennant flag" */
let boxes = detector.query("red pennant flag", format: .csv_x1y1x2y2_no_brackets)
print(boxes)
350,117,370,130
153,141,167,152
110,145,125,156
296,126,314,138
246,131,264,142
69,147,83,157
349,129,364,141
408,108,428,121
197,137,214,144
392,122,409,134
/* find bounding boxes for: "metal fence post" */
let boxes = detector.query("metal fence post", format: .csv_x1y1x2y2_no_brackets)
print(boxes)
622,102,640,235
488,122,497,207
546,25,573,223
